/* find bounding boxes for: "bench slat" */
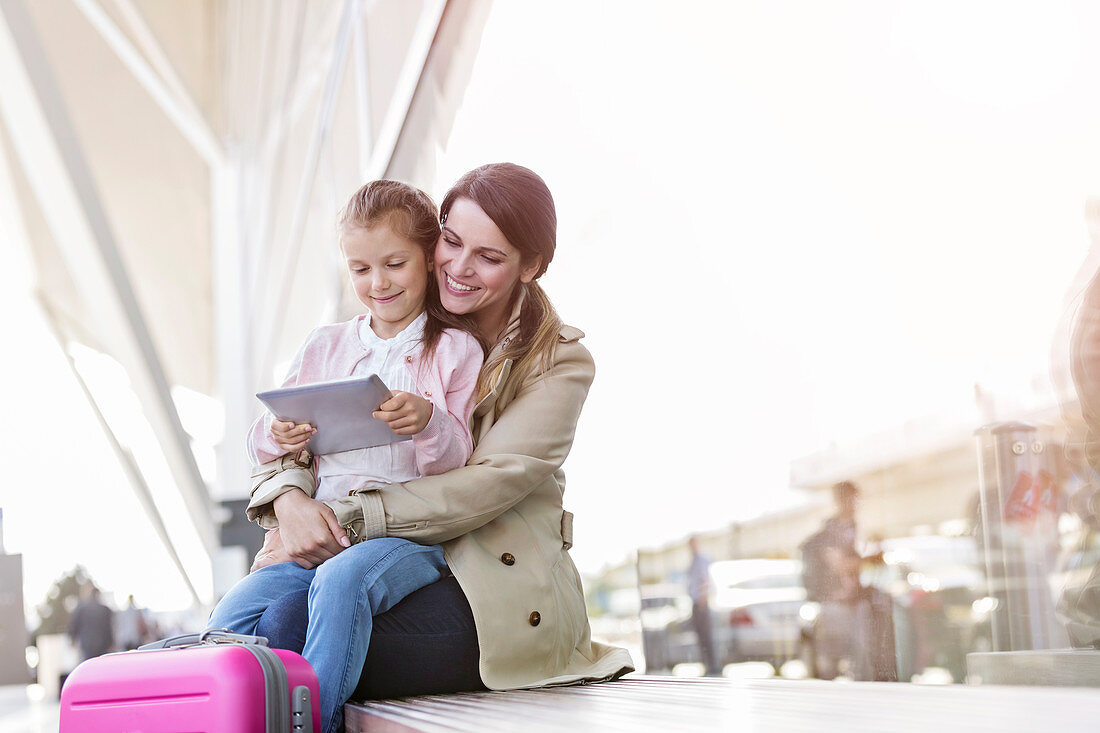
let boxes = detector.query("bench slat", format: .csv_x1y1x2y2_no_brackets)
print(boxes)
345,675,1100,732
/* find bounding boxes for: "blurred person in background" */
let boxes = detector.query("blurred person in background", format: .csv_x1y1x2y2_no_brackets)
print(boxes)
68,582,114,661
801,482,896,680
116,594,149,651
800,481,862,679
688,536,719,675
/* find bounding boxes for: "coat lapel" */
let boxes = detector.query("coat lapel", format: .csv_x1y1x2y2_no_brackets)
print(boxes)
473,358,512,420
473,294,525,421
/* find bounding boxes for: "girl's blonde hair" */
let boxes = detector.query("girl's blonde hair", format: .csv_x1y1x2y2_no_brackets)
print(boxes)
439,164,563,407
339,180,486,362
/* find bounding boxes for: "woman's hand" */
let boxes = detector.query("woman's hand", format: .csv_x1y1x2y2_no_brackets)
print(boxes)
374,391,433,435
272,489,351,568
251,529,291,571
270,420,316,453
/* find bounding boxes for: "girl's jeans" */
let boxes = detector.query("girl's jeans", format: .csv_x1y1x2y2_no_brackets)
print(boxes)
206,538,447,733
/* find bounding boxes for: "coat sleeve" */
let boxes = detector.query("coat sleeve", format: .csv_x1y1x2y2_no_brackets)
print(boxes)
355,339,593,545
246,333,313,464
410,331,484,477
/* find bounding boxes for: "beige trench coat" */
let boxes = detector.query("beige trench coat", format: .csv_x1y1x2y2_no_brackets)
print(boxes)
250,313,634,689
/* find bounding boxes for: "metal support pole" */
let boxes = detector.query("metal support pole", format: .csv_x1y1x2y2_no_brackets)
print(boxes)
72,0,223,166
256,0,359,386
975,422,1065,651
0,0,217,555
38,298,202,608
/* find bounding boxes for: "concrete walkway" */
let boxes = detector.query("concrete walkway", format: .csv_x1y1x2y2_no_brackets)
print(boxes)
0,685,59,733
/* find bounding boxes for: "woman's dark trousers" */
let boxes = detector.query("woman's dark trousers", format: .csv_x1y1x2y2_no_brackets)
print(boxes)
256,574,485,700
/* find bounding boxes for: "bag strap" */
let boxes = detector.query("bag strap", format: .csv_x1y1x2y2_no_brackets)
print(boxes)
138,628,270,650
240,643,290,733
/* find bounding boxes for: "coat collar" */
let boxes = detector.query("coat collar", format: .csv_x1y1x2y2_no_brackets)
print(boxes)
489,291,526,359
357,311,427,349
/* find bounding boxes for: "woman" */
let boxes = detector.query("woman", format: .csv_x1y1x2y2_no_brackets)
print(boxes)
247,163,634,706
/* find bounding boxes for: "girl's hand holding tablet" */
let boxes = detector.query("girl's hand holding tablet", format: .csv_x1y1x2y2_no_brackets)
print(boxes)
271,420,317,452
373,391,433,435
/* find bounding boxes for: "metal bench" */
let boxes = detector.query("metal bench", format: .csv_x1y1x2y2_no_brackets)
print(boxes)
344,674,1100,732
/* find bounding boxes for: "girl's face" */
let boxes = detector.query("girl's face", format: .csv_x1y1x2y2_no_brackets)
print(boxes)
342,221,429,339
435,197,541,339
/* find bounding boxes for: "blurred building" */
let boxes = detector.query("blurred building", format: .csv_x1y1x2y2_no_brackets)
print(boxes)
0,0,492,602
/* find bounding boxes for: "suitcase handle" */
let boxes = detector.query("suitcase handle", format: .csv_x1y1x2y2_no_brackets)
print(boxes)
139,628,270,650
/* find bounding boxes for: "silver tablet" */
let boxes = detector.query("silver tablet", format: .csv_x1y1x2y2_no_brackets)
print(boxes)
256,374,411,455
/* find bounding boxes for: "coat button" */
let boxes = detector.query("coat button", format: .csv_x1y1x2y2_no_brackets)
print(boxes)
424,390,432,397
528,611,541,626
500,552,515,566
405,355,413,363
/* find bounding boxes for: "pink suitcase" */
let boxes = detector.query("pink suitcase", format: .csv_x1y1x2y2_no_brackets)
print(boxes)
60,630,320,732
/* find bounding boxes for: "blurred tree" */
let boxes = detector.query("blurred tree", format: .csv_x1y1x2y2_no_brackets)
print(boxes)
32,566,92,641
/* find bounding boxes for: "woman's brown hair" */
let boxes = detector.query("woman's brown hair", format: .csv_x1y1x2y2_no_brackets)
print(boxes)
339,180,486,362
440,163,563,405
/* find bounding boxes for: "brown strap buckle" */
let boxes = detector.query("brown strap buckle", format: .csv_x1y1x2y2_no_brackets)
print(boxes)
291,449,313,469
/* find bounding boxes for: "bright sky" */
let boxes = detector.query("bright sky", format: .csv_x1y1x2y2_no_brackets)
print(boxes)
4,1,1100,617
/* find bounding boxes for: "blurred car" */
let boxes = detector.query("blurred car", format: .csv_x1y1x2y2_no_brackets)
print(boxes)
648,559,806,672
875,535,991,681
709,559,806,667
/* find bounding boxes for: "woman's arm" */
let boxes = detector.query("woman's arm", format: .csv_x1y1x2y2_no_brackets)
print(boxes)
335,338,593,545
271,490,350,567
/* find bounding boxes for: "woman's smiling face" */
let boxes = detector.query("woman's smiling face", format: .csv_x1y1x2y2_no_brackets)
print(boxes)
435,197,540,338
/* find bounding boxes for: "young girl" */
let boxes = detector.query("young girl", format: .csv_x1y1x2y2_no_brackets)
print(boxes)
207,180,484,733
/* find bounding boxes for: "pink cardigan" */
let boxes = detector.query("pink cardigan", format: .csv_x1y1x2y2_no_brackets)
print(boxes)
247,316,484,478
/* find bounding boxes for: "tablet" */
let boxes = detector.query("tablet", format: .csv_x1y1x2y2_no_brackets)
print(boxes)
256,374,411,455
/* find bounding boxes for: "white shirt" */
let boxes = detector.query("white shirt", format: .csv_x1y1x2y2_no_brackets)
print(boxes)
313,312,426,502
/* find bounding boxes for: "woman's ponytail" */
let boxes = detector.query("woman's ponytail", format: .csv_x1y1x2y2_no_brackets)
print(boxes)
476,281,562,412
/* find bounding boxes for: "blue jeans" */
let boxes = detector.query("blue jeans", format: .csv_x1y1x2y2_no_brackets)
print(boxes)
207,538,447,733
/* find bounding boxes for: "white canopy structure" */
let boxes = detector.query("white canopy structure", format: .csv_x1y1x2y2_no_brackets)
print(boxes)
0,0,491,603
